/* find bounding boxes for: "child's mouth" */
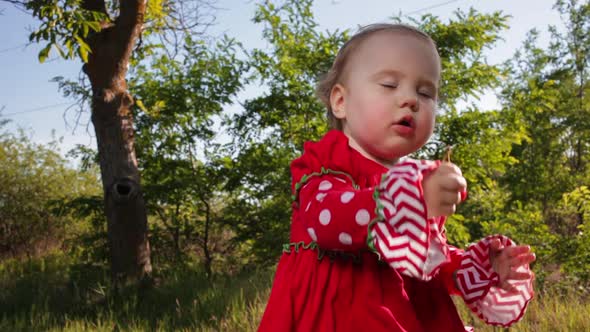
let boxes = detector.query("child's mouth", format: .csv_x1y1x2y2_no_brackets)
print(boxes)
396,116,414,128
399,119,412,127
392,116,415,136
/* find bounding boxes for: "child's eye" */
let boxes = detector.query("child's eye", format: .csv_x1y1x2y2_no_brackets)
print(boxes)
418,89,435,99
380,83,398,89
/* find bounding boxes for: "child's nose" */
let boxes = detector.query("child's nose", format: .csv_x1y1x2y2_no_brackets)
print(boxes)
398,90,418,111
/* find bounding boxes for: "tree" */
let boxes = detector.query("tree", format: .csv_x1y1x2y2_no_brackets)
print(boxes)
3,0,160,285
130,35,246,276
224,0,345,261
497,0,590,285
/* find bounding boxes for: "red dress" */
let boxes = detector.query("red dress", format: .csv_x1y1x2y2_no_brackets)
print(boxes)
258,130,533,332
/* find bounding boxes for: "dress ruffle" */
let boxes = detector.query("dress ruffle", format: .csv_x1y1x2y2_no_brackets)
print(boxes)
455,235,534,327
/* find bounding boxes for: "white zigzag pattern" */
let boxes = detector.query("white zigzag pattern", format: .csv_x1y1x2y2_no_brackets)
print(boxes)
379,199,396,216
378,240,426,269
377,239,421,277
373,159,444,280
387,206,427,230
395,219,427,243
374,223,428,262
457,271,486,300
388,164,418,175
455,236,533,326
385,171,419,183
385,177,420,198
393,192,425,213
374,223,424,251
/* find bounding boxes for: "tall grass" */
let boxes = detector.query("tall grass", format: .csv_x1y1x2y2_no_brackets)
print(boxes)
2,253,590,331
0,253,271,331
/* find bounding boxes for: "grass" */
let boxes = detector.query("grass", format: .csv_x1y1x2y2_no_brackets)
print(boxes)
2,253,590,331
0,253,271,331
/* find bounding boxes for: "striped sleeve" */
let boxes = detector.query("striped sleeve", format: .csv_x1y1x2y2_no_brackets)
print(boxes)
455,235,534,327
369,158,450,281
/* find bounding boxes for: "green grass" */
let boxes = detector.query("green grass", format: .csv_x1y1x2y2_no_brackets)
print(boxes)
454,290,590,331
2,253,590,331
0,253,271,331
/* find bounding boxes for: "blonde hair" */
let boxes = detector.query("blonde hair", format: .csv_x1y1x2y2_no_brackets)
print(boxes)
316,23,438,130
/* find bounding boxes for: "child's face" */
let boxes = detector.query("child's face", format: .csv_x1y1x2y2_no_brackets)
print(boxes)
330,31,440,166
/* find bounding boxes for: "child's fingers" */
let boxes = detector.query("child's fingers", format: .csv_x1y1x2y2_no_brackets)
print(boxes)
436,203,457,216
504,245,532,257
498,280,518,293
509,253,536,267
439,190,462,205
508,269,534,281
439,174,467,192
489,238,503,252
437,162,463,176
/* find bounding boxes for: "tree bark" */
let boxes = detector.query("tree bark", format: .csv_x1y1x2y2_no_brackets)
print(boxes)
82,0,152,286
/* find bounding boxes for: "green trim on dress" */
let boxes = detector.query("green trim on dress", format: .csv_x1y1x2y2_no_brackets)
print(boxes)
282,241,365,264
292,167,360,205
366,173,387,260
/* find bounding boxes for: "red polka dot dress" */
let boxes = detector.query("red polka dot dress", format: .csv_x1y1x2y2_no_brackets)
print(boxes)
258,130,533,332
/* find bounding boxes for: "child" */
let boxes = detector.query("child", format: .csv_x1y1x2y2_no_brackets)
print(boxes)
258,23,535,332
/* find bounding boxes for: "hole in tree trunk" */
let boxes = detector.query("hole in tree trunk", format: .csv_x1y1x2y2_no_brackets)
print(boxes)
116,183,132,196
111,178,138,203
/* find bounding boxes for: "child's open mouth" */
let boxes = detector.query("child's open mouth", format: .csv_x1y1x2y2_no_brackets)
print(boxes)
392,116,415,135
399,119,412,127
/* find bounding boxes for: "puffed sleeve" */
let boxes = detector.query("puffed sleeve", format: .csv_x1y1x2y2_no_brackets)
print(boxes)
297,172,376,251
454,235,534,327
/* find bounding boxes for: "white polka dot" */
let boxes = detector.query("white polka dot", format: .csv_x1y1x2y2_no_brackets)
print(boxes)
318,180,333,191
307,228,317,241
319,209,331,225
355,209,370,226
340,192,355,204
305,201,312,212
339,232,352,245
316,193,327,202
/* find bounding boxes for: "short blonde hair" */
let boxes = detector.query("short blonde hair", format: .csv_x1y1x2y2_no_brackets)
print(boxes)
316,23,438,130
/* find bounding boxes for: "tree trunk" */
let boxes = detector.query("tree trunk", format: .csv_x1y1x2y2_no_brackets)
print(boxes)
82,0,152,286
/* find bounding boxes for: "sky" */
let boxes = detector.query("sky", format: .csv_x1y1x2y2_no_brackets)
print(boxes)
0,0,563,159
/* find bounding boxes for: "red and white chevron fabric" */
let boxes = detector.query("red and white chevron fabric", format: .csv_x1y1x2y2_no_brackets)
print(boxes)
371,158,449,280
455,235,534,327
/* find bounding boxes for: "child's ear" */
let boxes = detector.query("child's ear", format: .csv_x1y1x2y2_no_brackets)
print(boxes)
330,83,347,120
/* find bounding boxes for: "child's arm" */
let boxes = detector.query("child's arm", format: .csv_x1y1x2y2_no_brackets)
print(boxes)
371,159,466,280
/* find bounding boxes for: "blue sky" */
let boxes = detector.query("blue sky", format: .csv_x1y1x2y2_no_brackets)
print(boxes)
0,0,562,158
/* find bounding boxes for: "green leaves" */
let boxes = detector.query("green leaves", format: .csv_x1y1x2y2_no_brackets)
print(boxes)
27,0,107,63
403,9,509,111
0,128,101,258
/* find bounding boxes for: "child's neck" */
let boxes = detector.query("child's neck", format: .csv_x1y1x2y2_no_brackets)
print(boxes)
346,141,399,168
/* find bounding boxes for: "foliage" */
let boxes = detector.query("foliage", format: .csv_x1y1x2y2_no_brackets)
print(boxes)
130,34,247,273
21,0,168,63
494,0,590,285
0,126,100,259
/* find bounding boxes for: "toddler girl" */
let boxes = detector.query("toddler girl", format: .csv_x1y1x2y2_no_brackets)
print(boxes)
258,23,535,332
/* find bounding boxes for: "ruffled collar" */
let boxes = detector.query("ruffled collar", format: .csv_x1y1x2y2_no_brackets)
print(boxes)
290,130,387,190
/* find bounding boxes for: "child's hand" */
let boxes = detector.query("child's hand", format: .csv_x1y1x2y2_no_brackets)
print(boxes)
489,238,536,292
422,163,466,218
